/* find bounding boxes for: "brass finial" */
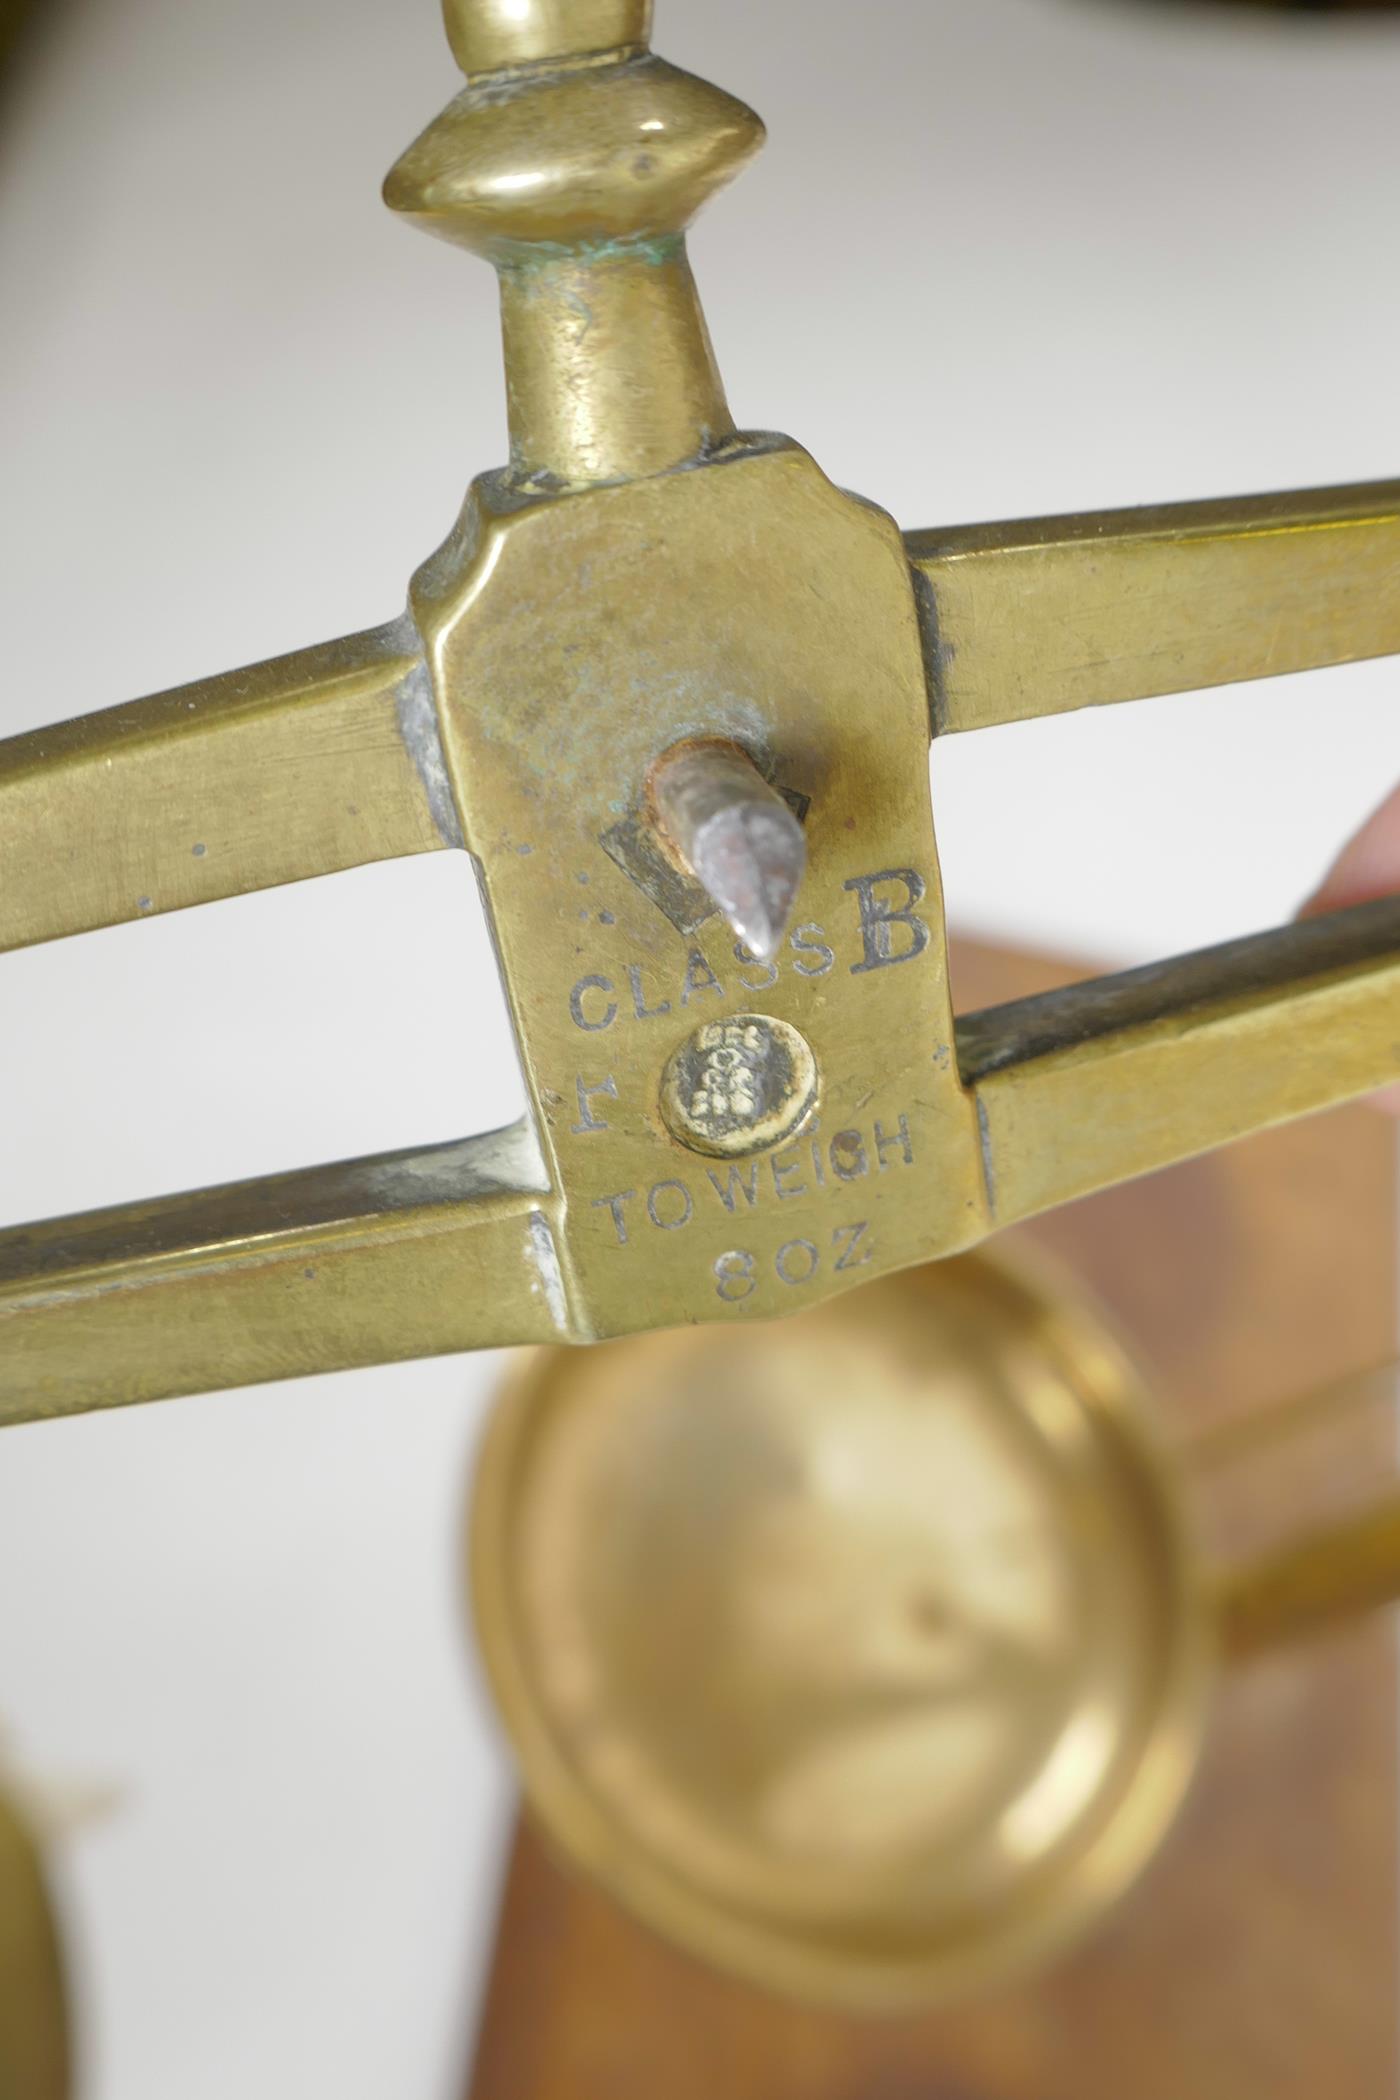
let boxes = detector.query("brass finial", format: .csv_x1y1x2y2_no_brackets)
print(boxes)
385,1,764,487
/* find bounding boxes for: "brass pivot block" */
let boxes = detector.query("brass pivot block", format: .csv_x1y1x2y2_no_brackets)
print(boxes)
0,0,1398,1424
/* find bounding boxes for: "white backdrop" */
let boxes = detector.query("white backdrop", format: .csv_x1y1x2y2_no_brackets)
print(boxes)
0,0,1397,2094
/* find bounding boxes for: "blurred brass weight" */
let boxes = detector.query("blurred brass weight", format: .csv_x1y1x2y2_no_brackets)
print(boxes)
471,1254,1400,2011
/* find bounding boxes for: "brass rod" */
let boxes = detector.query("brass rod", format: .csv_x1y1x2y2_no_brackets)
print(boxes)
1183,1359,1398,1477
1215,1501,1400,1661
1181,1354,1400,1657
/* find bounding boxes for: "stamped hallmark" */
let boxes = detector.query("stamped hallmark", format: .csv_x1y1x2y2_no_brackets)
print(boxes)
660,1014,819,1159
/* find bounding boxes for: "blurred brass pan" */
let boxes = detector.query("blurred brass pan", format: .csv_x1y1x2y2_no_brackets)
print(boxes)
470,1252,1216,2011
470,1250,1400,2011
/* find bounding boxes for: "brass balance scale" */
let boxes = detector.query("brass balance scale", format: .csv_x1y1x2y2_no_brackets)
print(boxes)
2,0,1399,2088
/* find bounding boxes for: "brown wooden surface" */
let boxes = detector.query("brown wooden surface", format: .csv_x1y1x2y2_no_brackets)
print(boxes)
465,936,1398,2100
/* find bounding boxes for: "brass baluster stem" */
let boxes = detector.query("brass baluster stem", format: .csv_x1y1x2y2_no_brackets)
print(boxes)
386,0,763,486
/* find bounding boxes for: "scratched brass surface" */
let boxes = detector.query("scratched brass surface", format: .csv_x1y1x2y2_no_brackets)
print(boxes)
1,0,1399,1423
0,1791,68,2100
471,1249,1400,2010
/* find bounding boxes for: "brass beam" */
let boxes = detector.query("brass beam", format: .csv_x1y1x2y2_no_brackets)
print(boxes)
0,623,453,955
960,895,1400,1227
909,480,1400,733
0,1122,564,1424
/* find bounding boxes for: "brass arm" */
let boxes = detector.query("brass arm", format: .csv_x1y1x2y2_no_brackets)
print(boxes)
959,895,1400,1227
908,479,1400,733
0,1122,564,1424
1216,1501,1400,1661
0,622,453,955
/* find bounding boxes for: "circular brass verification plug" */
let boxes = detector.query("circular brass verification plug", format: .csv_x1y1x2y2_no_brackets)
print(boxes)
660,1014,818,1159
